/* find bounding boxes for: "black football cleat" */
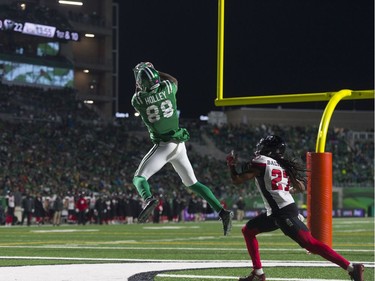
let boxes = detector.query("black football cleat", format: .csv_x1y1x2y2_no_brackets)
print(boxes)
138,197,159,223
349,263,364,281
219,209,234,236
238,271,266,281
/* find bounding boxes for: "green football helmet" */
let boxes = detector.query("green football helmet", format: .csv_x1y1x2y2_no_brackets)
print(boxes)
133,62,154,80
136,66,160,92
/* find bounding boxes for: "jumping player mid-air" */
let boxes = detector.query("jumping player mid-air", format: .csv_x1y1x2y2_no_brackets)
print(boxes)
226,135,364,281
131,62,233,235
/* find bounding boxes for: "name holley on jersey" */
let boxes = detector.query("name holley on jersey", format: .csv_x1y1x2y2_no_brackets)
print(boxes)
144,91,170,105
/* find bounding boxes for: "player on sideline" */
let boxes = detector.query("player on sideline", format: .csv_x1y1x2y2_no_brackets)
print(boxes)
226,135,364,281
131,62,233,235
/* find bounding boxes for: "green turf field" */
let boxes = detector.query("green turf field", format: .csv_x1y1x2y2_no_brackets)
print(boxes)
0,217,373,280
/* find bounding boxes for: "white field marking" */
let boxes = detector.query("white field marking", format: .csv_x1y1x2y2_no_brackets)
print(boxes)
254,229,371,236
157,274,350,281
0,260,373,281
333,220,374,224
143,226,200,229
0,257,373,267
97,240,138,244
145,236,217,242
30,229,99,233
335,229,371,232
0,245,373,253
0,257,374,281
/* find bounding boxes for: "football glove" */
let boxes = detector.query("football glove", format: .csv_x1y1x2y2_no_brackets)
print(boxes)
226,150,237,167
298,213,305,222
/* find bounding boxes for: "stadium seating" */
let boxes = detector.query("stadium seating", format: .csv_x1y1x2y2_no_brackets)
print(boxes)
0,84,373,224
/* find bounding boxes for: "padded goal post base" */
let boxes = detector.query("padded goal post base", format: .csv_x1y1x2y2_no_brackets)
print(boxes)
306,152,333,247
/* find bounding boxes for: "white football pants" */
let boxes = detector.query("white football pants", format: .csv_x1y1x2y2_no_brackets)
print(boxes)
134,141,198,187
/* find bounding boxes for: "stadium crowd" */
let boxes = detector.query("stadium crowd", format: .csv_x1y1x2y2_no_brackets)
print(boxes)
0,84,373,225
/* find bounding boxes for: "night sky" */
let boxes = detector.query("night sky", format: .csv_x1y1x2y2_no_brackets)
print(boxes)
114,0,374,118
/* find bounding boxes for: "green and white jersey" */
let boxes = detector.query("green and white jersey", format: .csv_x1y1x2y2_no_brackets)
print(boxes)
131,80,190,144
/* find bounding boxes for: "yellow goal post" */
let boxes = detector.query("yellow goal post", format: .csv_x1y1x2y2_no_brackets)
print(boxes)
215,0,374,246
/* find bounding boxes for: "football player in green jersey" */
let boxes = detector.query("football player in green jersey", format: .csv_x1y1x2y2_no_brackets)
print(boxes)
131,62,233,236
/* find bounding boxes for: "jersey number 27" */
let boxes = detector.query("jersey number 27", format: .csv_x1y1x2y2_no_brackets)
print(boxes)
271,168,290,191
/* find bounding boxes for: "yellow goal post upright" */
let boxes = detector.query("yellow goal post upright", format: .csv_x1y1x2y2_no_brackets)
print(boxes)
215,0,374,247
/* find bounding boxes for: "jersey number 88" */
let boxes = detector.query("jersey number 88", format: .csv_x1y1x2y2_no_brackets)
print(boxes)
146,100,174,123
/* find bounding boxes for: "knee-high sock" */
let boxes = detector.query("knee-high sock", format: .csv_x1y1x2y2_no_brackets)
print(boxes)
242,225,262,269
133,176,151,200
295,230,350,270
189,182,222,212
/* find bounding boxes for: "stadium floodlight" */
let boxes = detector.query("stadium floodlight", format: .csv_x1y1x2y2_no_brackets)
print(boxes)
58,1,83,6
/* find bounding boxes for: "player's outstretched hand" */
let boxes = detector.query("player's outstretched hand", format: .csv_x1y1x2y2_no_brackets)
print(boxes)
226,150,237,167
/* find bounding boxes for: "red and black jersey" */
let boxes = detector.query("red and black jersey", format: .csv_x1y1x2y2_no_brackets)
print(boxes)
76,197,88,212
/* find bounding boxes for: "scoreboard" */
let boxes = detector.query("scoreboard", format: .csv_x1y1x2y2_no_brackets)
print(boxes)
0,18,80,42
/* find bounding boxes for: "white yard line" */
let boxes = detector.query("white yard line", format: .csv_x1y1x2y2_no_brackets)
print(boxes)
0,245,372,253
0,259,373,281
157,274,351,281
